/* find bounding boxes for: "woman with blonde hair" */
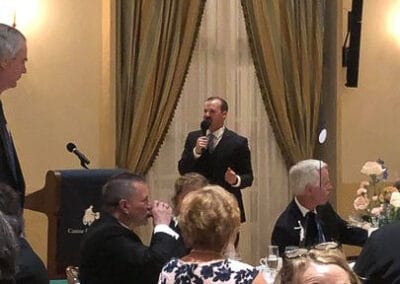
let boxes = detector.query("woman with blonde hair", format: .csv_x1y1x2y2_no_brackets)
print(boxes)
170,173,209,257
171,172,208,216
276,245,360,284
158,185,266,283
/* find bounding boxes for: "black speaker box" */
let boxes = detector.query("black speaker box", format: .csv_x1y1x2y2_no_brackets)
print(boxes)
343,0,363,88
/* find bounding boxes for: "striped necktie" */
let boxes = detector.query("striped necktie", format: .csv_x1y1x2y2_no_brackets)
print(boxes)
208,133,216,153
304,211,325,247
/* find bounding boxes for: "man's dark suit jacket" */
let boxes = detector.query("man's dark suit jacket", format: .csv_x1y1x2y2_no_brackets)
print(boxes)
178,128,253,222
169,220,190,259
15,237,48,284
0,101,25,206
271,199,367,254
79,214,180,284
354,221,400,283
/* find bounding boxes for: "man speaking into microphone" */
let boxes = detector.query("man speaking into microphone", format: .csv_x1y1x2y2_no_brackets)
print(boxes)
178,96,253,225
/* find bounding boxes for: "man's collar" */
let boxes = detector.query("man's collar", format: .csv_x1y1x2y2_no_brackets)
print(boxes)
118,220,131,230
294,197,316,217
172,216,179,227
206,126,225,139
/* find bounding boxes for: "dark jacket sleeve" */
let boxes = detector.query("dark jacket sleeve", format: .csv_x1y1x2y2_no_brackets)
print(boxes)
353,232,381,281
178,132,198,175
16,238,49,284
270,201,302,255
233,137,253,189
103,231,179,283
271,223,297,256
353,223,400,283
320,203,367,246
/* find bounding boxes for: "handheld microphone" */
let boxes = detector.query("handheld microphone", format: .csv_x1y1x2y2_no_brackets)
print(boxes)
200,118,211,136
66,142,90,169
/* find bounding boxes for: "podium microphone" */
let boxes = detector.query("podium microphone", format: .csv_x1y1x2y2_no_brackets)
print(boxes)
66,142,90,169
200,118,211,136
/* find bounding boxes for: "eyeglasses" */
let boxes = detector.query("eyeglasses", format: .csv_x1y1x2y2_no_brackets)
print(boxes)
314,241,339,251
284,242,340,259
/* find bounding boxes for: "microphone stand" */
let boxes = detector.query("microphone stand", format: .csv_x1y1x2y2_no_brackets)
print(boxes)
80,159,89,169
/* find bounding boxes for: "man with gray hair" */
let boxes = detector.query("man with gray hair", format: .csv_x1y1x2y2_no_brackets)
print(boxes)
79,173,181,284
271,159,367,254
0,23,27,207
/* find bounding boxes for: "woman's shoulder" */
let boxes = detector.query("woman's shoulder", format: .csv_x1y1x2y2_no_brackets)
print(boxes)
227,258,255,269
227,259,259,273
159,258,262,283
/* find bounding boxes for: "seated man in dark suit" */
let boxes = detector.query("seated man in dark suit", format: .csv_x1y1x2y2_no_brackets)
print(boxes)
0,183,48,284
354,221,400,283
271,159,367,255
79,173,180,284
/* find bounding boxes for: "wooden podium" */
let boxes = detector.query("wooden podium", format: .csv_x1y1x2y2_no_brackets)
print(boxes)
24,169,125,279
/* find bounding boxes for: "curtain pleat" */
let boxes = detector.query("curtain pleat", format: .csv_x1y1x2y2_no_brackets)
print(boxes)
241,0,325,168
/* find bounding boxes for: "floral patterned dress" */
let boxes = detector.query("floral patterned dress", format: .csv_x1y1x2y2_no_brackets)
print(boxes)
158,258,260,284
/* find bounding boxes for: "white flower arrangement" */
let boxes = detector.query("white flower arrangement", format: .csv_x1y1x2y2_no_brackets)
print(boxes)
350,159,400,228
390,191,400,208
361,161,385,176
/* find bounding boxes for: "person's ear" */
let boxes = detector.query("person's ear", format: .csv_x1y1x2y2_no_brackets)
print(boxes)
304,184,313,195
0,60,7,69
118,199,129,214
0,57,11,69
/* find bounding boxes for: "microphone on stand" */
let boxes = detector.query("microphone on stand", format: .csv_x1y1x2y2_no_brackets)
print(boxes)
66,142,90,169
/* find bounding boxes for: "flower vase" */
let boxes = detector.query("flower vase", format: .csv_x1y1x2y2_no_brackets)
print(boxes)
378,203,391,227
371,216,379,228
370,175,379,197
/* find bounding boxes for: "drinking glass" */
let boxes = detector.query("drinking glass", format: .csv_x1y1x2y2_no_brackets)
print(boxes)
267,245,279,269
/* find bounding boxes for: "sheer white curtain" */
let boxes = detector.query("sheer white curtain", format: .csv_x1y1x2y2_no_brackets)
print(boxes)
146,0,289,265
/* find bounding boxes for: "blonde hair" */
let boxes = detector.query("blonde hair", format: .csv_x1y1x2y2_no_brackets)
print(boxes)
277,248,360,284
171,173,208,213
178,185,240,252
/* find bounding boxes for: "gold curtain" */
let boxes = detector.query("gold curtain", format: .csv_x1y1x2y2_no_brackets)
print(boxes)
116,0,206,173
241,0,325,167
